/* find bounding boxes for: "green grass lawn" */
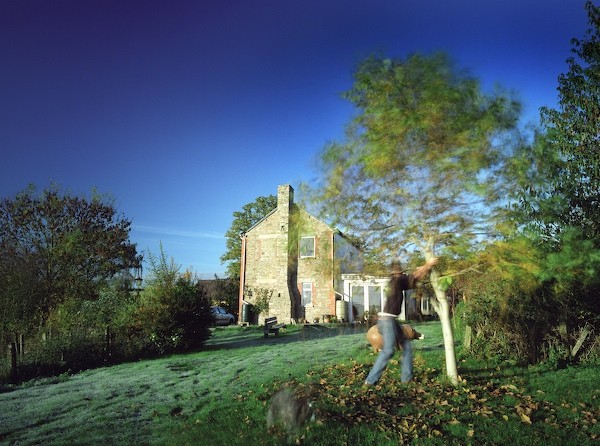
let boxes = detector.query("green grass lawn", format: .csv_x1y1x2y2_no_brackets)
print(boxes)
0,322,597,445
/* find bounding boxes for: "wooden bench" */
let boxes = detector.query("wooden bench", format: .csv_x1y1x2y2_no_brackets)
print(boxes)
263,316,285,337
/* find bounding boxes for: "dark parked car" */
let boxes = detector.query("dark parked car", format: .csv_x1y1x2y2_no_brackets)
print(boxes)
211,306,235,326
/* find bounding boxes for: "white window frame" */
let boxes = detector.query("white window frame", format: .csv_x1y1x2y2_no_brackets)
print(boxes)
421,296,430,313
302,282,313,306
299,236,316,258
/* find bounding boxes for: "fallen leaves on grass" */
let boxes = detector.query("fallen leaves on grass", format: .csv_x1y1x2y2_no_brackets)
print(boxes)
519,412,532,425
259,361,600,443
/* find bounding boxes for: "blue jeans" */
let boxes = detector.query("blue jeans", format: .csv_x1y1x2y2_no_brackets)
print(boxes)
365,317,413,384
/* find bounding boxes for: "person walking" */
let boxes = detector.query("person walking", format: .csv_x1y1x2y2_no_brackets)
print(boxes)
364,257,438,385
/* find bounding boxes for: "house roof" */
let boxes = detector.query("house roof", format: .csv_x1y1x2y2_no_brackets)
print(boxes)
239,185,360,250
242,207,277,234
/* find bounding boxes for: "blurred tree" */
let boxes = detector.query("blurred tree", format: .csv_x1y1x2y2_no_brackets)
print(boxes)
220,195,277,278
0,185,139,337
311,53,521,384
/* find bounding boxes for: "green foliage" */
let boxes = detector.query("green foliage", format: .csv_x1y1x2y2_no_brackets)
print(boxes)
454,242,546,363
2,279,140,380
459,285,534,363
221,194,277,278
0,249,214,382
496,2,600,366
456,233,599,365
504,4,600,362
0,184,139,336
437,275,453,292
541,324,573,370
539,228,600,288
131,246,213,356
204,275,240,315
311,52,521,263
309,51,522,384
537,1,600,241
246,286,273,315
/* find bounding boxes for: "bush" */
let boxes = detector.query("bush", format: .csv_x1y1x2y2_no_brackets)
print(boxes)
0,272,214,383
581,333,600,364
541,320,600,369
459,280,537,363
130,276,213,356
0,245,217,383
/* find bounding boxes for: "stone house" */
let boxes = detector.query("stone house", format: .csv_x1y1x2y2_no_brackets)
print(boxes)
238,184,362,324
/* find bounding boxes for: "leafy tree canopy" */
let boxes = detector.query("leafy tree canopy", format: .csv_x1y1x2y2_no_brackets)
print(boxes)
537,1,600,240
507,2,600,325
313,52,521,262
0,184,139,331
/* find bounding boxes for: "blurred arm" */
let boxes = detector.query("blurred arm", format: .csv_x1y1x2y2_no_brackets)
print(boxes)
412,257,439,281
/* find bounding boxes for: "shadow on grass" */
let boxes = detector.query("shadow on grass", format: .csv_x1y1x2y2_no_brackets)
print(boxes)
204,324,369,351
419,344,445,351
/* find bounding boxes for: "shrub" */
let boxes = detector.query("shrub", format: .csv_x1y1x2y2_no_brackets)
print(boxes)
459,280,538,363
246,286,273,316
131,276,213,356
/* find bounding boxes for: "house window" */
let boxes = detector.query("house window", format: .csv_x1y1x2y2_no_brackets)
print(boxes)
351,285,365,320
299,236,315,258
421,296,430,313
302,282,313,306
368,285,382,314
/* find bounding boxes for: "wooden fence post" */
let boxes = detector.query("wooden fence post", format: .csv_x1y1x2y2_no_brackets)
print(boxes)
463,325,472,349
18,333,25,359
8,342,17,382
105,326,112,362
571,323,592,359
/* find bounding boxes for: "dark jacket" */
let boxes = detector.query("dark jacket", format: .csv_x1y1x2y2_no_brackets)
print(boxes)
382,273,417,316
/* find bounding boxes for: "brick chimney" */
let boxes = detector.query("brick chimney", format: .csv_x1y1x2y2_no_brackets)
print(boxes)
277,184,293,209
277,184,293,233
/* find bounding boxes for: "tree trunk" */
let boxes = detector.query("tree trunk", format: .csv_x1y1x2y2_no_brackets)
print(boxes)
430,269,459,385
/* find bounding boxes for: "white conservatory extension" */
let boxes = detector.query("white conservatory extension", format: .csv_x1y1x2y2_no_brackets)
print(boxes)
338,274,434,323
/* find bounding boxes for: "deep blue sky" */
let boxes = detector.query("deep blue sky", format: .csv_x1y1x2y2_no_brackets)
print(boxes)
0,0,589,277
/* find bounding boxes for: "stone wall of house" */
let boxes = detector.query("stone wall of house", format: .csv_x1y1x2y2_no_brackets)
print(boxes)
296,210,336,323
241,184,357,325
242,185,295,323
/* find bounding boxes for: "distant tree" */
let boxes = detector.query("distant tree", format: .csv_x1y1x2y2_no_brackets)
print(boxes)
0,185,139,336
220,195,277,278
311,53,521,384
